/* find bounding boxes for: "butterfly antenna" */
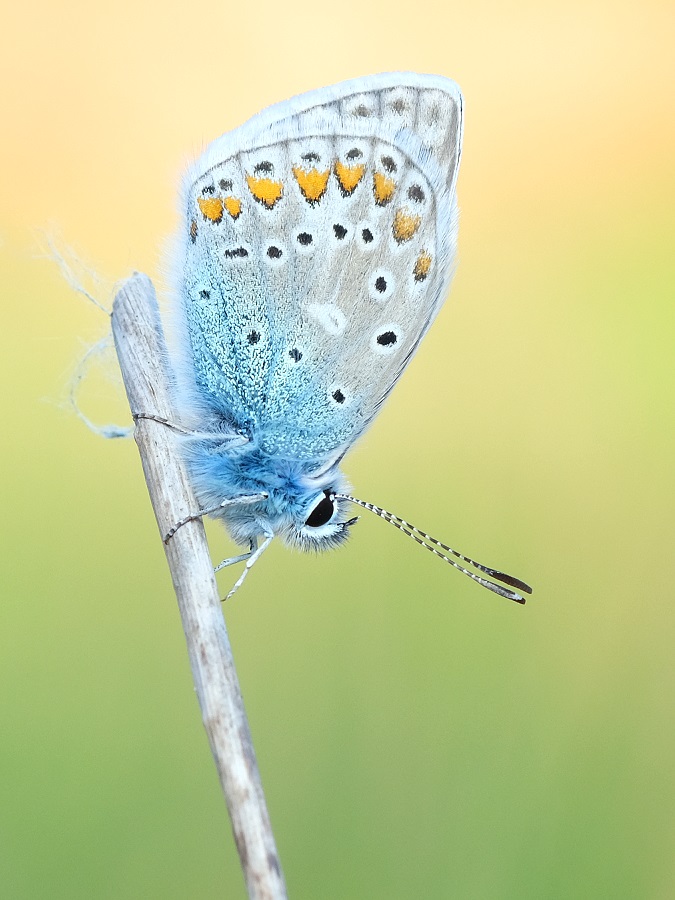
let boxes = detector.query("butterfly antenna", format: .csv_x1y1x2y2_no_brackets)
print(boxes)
335,494,532,604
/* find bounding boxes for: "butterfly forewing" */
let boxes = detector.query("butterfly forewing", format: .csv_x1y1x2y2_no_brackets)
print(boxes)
178,74,462,459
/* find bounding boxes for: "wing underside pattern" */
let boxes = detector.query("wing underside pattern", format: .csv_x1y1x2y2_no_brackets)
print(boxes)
176,75,463,458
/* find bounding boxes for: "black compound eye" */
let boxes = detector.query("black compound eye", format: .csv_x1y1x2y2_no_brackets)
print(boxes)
305,491,335,528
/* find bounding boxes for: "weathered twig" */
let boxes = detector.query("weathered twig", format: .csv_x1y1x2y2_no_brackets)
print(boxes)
111,273,287,900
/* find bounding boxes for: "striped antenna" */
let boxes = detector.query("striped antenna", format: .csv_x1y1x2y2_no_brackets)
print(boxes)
335,494,532,604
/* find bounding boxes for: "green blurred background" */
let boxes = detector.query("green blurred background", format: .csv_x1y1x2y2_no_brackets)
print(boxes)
2,1,674,897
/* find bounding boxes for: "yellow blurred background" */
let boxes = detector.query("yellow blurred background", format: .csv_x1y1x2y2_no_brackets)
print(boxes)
2,0,674,897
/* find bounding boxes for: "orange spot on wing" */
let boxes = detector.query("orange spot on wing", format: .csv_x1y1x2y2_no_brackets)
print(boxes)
292,166,330,203
223,196,242,218
373,171,396,205
413,251,432,281
246,174,283,208
334,160,365,194
197,196,224,223
393,209,422,243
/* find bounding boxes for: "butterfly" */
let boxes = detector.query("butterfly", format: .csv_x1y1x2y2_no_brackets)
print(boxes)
164,72,532,603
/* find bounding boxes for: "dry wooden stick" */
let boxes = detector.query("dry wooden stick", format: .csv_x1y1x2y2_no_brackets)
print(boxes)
111,273,287,900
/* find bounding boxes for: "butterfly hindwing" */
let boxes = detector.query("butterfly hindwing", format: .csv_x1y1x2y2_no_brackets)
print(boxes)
177,73,463,459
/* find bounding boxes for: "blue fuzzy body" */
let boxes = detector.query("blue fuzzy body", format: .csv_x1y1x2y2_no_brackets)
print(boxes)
183,432,352,549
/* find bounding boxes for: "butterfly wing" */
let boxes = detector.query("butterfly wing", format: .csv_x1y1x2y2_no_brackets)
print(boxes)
173,73,462,461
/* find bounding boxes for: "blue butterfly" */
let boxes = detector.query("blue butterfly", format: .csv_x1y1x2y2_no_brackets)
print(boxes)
163,73,531,602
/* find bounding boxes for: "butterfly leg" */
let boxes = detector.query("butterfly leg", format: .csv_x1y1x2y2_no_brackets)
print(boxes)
214,537,258,573
133,412,249,446
163,493,269,542
224,533,274,600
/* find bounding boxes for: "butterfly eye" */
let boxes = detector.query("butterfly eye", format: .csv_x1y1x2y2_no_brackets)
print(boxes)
304,491,335,528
